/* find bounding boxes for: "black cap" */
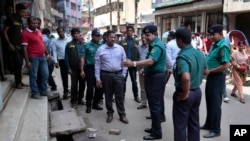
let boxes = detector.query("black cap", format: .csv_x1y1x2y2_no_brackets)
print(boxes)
208,24,223,34
92,28,101,36
143,25,157,34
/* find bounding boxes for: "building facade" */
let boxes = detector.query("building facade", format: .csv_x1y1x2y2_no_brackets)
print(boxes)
224,0,250,42
57,0,82,33
153,0,223,39
92,0,154,34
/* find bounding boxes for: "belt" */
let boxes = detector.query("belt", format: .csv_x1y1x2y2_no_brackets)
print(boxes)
101,70,122,74
176,87,200,92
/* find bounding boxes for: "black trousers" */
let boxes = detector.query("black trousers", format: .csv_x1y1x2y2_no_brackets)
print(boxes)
203,72,225,134
59,60,69,94
48,61,57,89
124,67,138,98
173,88,201,141
85,65,103,107
70,69,85,104
101,71,126,116
10,49,23,85
144,72,166,138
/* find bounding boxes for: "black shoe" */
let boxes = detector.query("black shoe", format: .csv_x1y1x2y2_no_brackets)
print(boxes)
78,100,86,105
92,104,103,110
146,116,152,119
143,135,162,140
137,105,147,109
63,93,69,99
51,87,57,91
203,131,220,138
106,115,113,123
134,97,141,103
144,128,152,133
31,94,42,100
86,107,91,113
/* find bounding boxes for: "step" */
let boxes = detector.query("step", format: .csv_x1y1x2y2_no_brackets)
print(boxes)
18,97,48,141
0,75,14,112
0,88,29,141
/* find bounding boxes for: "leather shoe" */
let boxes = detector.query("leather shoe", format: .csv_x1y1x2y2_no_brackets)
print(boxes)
15,83,23,89
106,115,113,123
203,131,220,138
78,100,86,105
137,105,147,109
86,107,91,113
144,128,152,133
143,135,162,140
146,116,152,119
134,97,141,103
92,104,103,110
119,116,129,124
31,94,42,100
63,92,69,99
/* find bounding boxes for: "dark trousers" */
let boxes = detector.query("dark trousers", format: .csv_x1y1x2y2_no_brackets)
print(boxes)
85,65,103,107
10,49,23,85
59,60,69,94
144,72,166,137
125,67,138,98
173,88,202,141
101,71,125,116
70,70,85,104
203,73,225,134
48,61,57,89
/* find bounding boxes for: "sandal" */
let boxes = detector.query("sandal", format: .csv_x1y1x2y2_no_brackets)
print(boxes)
240,99,246,104
231,93,237,97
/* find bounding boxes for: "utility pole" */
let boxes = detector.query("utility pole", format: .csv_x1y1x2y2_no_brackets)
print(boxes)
88,0,91,31
109,0,112,30
117,0,120,32
134,0,138,34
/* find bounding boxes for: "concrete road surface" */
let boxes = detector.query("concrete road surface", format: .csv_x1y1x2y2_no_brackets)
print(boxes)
52,69,250,141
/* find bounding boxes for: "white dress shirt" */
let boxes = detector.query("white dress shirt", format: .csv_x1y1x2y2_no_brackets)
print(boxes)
51,37,70,63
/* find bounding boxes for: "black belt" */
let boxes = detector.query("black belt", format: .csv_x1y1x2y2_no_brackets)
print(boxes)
176,87,199,92
101,70,122,74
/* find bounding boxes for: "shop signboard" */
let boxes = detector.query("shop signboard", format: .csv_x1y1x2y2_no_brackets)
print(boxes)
152,0,199,8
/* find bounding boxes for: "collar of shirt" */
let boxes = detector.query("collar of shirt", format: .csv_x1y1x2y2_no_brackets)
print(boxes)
149,37,160,48
212,38,228,50
104,43,118,49
89,40,102,46
179,45,193,53
27,27,39,32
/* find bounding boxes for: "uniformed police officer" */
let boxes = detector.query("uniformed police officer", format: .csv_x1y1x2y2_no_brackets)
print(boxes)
172,26,208,141
83,28,103,113
122,25,166,140
201,24,230,138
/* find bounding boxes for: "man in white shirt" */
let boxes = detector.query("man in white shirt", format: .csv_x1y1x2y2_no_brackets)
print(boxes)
51,27,71,99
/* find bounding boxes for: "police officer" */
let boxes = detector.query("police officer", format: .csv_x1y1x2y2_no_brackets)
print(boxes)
201,24,230,138
122,25,166,140
172,26,208,141
83,28,103,113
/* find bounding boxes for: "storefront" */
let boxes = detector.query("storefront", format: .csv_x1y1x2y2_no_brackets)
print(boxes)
153,0,223,39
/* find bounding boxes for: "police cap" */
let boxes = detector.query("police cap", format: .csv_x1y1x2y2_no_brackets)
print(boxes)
143,25,157,34
208,24,223,34
92,28,101,36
